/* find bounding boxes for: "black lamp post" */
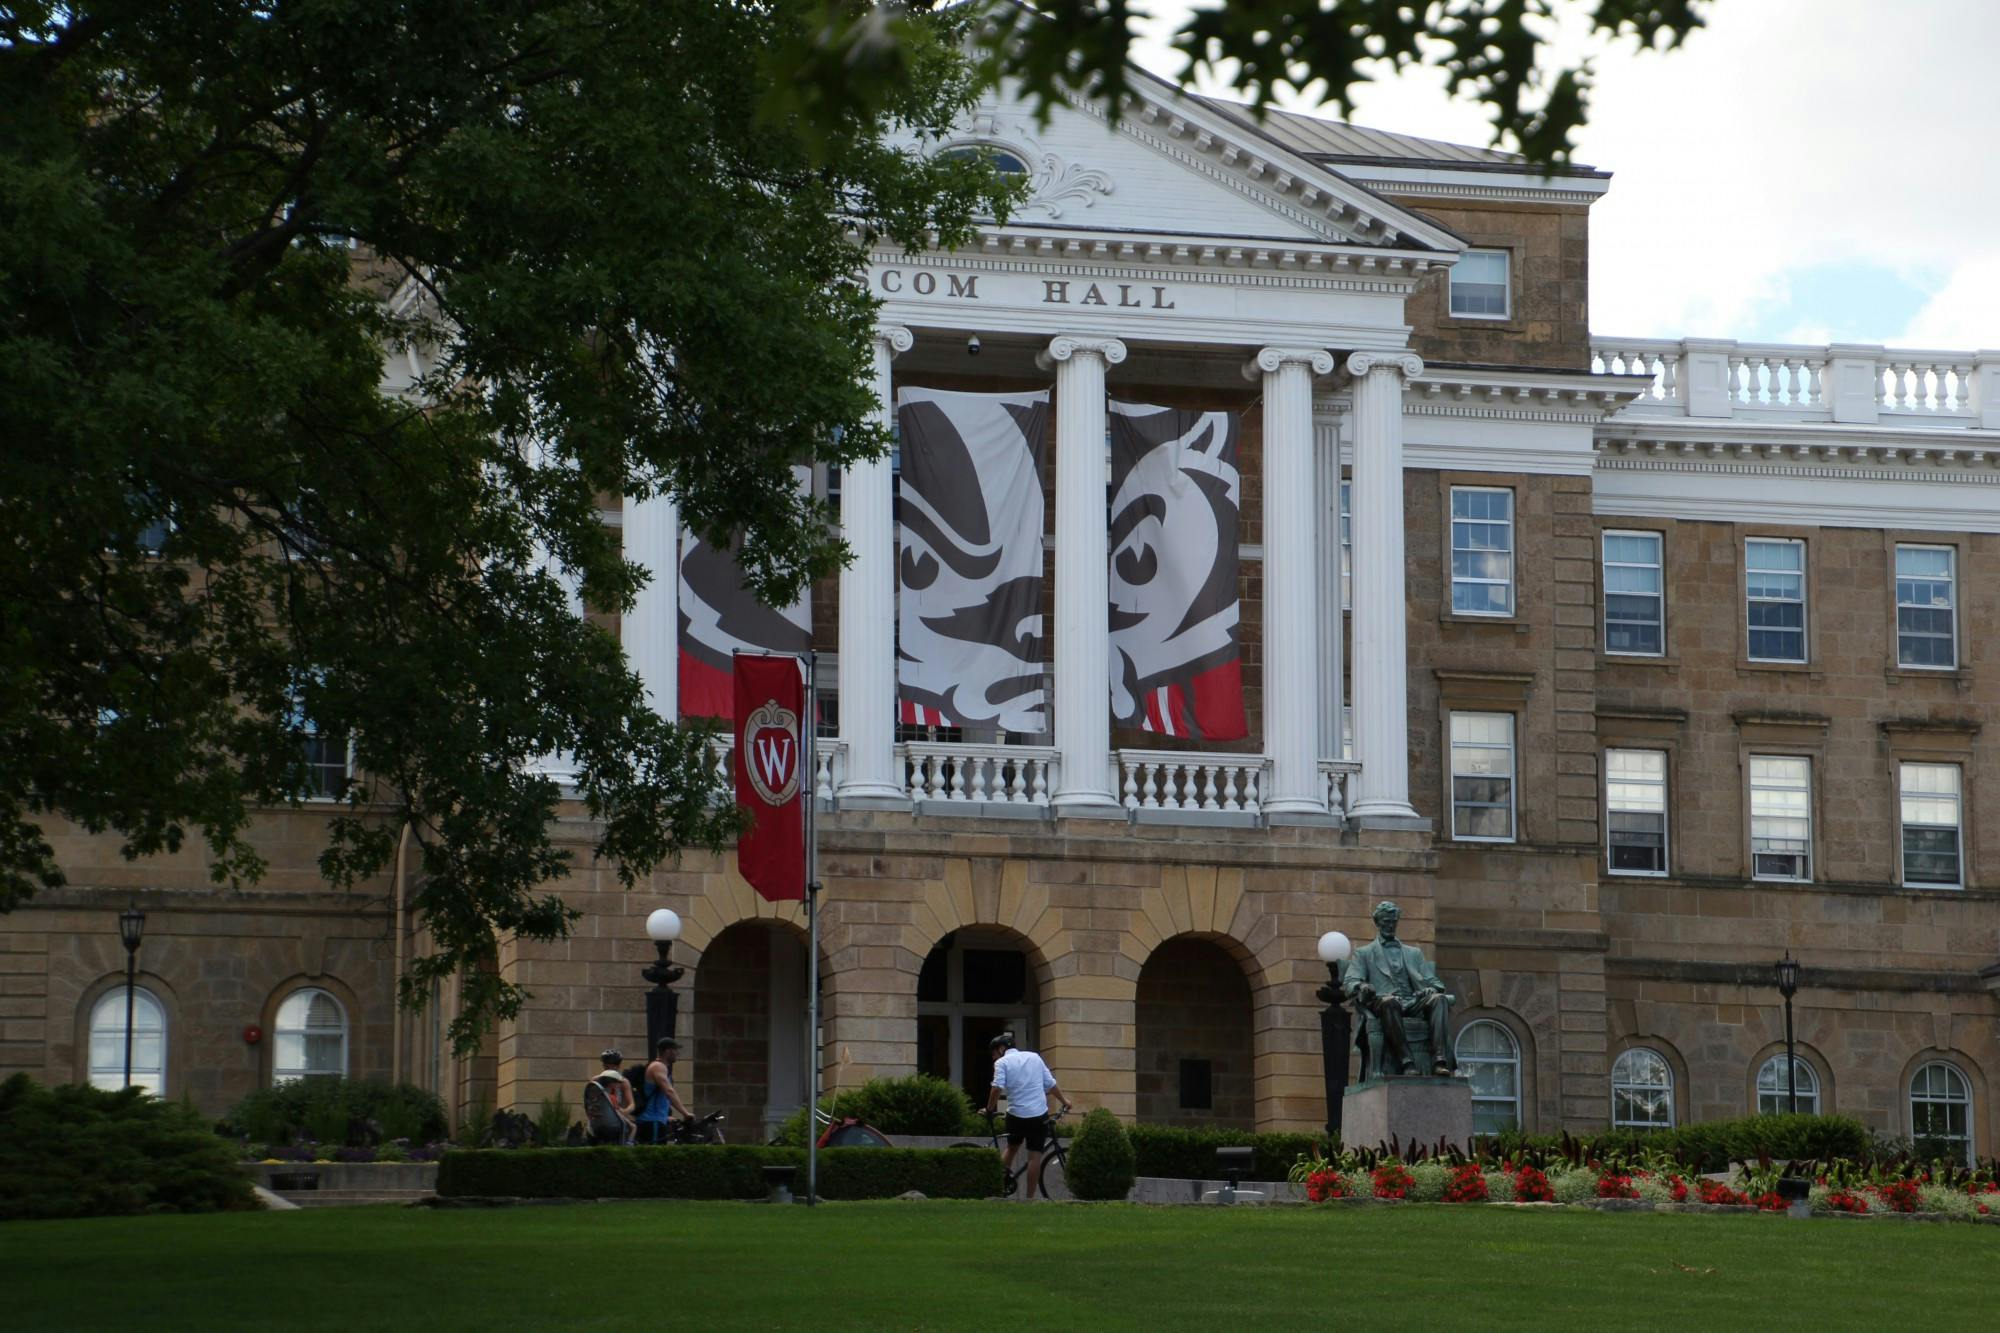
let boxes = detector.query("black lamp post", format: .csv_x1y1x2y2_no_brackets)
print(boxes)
642,908,685,1059
1775,951,1801,1114
1316,931,1353,1139
117,903,145,1089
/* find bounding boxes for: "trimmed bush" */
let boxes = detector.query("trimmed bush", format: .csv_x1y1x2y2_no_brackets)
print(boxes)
1126,1125,1325,1182
1483,1114,1870,1173
221,1077,449,1148
772,1075,985,1145
1065,1109,1137,1201
0,1075,259,1221
436,1144,1002,1201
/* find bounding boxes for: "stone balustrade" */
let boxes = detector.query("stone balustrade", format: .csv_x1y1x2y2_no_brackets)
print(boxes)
1592,337,1999,429
1320,759,1360,819
1118,749,1265,816
904,742,1056,807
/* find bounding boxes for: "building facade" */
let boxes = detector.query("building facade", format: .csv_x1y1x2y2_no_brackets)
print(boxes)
8,75,1999,1159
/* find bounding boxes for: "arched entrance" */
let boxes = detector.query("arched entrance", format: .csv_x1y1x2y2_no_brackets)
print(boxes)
915,928,1042,1107
691,921,811,1142
1136,935,1255,1129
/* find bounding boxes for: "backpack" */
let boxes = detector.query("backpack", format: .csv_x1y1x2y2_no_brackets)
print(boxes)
583,1077,624,1141
624,1063,650,1115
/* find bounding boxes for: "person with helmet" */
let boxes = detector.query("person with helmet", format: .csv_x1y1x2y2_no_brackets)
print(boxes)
984,1030,1072,1199
586,1049,637,1145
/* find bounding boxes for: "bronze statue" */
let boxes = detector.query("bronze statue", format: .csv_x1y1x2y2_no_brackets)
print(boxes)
1340,900,1456,1077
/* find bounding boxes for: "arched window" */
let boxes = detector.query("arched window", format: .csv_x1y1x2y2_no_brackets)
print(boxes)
1755,1055,1821,1115
1454,1020,1521,1135
273,987,348,1082
88,986,165,1094
1610,1047,1674,1130
942,145,1030,176
1909,1062,1973,1164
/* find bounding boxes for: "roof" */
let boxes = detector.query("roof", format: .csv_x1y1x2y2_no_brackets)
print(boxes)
1190,95,1608,178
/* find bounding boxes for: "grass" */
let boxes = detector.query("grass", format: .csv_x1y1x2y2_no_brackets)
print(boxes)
4,1200,1994,1330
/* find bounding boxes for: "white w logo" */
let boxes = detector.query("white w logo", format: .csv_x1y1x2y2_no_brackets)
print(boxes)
753,735,794,789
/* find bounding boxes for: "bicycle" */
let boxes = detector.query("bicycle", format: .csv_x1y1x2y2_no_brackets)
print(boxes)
977,1106,1070,1199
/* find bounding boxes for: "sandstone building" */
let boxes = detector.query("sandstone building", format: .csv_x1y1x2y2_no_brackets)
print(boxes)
8,73,1997,1161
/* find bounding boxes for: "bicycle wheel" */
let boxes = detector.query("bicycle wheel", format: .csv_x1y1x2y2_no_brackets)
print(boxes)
1036,1145,1066,1199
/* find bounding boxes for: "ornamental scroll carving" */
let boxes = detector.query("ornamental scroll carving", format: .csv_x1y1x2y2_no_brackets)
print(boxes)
943,116,1114,221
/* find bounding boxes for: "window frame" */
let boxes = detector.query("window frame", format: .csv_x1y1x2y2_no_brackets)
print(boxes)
1604,747,1669,877
1602,529,1665,657
1448,485,1516,618
1893,543,1957,671
1754,1054,1821,1116
1448,710,1516,844
1454,1019,1522,1136
87,985,167,1095
1447,247,1512,320
1744,537,1808,664
1748,753,1814,883
1339,478,1352,612
1610,1047,1675,1131
1908,1061,1974,1165
272,986,350,1083
1898,761,1964,889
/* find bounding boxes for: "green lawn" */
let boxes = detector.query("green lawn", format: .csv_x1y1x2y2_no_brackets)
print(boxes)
4,1201,1993,1330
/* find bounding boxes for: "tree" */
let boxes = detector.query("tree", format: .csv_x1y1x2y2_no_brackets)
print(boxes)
771,0,1711,167
0,0,1013,1046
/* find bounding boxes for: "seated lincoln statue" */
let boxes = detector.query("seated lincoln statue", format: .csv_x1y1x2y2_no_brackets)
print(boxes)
1340,900,1457,1077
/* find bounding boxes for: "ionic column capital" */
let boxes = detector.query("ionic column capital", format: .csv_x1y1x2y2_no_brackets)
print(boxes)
1037,335,1128,371
1244,347,1336,380
872,325,914,357
1345,350,1425,382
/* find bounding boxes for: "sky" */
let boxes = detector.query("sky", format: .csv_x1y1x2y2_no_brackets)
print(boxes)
1127,0,2000,349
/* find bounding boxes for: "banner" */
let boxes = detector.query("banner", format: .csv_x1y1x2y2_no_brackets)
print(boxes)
895,387,1050,733
678,530,810,719
734,653,805,902
1107,400,1248,741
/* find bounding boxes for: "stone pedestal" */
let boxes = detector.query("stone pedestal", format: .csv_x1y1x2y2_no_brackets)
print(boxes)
1341,1076,1473,1152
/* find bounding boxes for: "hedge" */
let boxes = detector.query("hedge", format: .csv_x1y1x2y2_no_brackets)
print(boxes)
220,1077,450,1148
437,1144,1003,1200
1485,1114,1872,1173
771,1075,989,1146
0,1075,259,1221
1127,1125,1326,1182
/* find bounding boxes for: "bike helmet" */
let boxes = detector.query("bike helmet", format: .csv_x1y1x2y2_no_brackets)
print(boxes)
600,1048,622,1065
988,1030,1015,1052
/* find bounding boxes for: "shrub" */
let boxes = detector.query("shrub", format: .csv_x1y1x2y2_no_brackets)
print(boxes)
0,1075,259,1221
534,1094,572,1147
221,1078,449,1148
1065,1109,1137,1201
1407,1160,1448,1203
1371,1162,1413,1200
771,1075,981,1146
1303,1168,1352,1201
1511,1165,1552,1202
1442,1163,1489,1203
1596,1172,1639,1200
1551,1168,1597,1204
1125,1125,1325,1183
1481,1169,1516,1202
435,1144,1001,1200
1484,1114,1871,1174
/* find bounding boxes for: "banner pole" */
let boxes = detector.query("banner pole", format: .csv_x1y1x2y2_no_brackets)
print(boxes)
805,649,820,1208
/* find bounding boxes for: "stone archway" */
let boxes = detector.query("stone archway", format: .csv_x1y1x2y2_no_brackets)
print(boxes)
690,920,811,1142
1135,934,1257,1129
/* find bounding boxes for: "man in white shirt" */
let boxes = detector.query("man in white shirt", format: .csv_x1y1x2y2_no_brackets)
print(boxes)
984,1030,1073,1199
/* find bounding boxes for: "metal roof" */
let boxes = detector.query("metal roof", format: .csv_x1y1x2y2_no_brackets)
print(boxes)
1191,95,1607,177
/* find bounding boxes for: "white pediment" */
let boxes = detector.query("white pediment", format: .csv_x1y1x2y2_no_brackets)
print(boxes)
917,80,1460,254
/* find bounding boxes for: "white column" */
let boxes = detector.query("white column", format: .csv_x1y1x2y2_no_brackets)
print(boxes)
622,488,679,720
1313,413,1344,787
1039,335,1127,814
837,325,912,803
1246,348,1334,817
1345,350,1424,824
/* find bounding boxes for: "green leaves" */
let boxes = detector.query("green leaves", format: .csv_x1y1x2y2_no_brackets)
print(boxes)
1,2,1012,1045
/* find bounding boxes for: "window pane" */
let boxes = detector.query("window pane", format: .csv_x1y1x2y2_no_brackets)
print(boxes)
1449,251,1509,317
1450,490,1514,616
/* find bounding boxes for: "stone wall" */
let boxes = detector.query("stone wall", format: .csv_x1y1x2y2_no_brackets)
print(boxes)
1134,936,1257,1129
1393,197,1593,372
690,922,778,1135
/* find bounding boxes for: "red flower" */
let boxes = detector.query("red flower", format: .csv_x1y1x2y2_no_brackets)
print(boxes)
1305,1169,1351,1203
1597,1173,1639,1200
1512,1166,1554,1203
1668,1175,1689,1203
1371,1163,1414,1201
1825,1188,1869,1214
1751,1192,1788,1212
1442,1163,1489,1204
1873,1179,1921,1214
1978,1203,1990,1216
1697,1179,1748,1207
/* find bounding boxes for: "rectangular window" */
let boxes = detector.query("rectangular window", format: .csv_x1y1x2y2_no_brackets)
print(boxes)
1450,487,1515,616
1749,755,1812,881
1606,749,1668,875
1448,249,1510,318
1339,479,1352,611
1602,531,1664,656
1895,545,1956,669
1745,538,1806,662
1900,762,1963,888
300,731,351,800
1450,712,1515,841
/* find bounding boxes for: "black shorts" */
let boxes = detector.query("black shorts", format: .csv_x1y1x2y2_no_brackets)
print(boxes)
1005,1113,1050,1151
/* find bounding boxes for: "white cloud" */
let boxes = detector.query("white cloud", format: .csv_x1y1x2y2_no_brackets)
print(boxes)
1129,1,2000,349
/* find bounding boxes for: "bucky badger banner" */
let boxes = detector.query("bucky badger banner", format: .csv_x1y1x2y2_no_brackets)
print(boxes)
895,387,1050,733
678,530,811,719
1107,400,1248,741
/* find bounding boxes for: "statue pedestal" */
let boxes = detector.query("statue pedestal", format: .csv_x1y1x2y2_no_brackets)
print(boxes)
1342,1076,1473,1152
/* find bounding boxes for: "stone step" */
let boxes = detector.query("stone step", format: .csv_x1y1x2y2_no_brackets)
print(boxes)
276,1189,431,1208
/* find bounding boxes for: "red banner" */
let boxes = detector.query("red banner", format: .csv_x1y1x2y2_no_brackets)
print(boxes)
734,654,805,902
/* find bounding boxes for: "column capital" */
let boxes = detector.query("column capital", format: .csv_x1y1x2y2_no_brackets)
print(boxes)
1345,350,1424,382
1037,335,1127,371
872,325,914,357
1244,346,1335,380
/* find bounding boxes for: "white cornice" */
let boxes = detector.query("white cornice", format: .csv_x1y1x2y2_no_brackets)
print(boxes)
873,244,1428,297
1594,424,2000,465
1344,163,1610,205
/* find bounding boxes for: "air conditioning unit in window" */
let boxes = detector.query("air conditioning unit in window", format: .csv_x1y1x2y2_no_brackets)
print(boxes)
1754,852,1806,880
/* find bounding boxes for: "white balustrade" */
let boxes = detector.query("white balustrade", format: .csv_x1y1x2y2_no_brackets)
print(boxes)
1118,750,1267,815
1594,337,1989,424
705,733,846,803
1319,760,1361,819
904,743,1057,807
